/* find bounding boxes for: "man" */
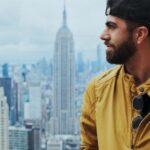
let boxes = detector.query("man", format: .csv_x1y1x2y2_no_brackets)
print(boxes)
80,0,150,149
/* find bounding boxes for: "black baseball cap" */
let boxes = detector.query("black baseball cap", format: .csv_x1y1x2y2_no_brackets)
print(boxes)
105,0,150,27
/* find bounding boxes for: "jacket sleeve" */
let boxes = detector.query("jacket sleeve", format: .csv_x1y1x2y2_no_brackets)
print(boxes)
80,79,98,150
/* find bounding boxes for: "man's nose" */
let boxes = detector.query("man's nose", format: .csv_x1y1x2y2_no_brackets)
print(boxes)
100,30,110,41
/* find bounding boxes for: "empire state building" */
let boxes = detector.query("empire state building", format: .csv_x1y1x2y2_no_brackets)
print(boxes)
53,6,75,135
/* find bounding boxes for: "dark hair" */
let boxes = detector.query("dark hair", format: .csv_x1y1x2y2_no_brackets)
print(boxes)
126,20,150,37
106,0,150,28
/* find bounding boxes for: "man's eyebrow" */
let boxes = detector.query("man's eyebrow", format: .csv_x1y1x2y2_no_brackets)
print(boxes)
105,21,117,28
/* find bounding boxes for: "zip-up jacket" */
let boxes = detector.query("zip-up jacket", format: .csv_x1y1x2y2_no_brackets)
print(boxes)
80,65,150,150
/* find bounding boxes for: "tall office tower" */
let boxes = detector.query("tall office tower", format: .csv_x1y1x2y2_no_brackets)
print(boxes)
0,64,17,125
11,81,18,125
0,77,18,125
2,63,9,77
0,87,9,150
19,80,29,125
24,82,42,120
19,66,29,124
0,77,12,113
25,122,41,150
9,126,30,150
53,6,75,135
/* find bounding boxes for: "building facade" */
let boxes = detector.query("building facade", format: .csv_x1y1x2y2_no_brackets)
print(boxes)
9,126,29,150
0,87,9,150
53,6,75,135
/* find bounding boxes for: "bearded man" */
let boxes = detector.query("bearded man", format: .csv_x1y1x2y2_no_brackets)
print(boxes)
80,0,150,149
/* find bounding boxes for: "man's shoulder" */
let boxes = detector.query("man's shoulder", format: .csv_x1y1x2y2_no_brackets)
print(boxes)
85,65,122,104
87,65,122,90
95,65,122,85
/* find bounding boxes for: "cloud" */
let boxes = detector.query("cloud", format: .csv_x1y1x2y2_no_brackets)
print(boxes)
0,0,106,64
0,0,20,26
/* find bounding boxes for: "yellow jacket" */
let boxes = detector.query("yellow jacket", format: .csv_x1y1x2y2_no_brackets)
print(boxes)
80,65,150,150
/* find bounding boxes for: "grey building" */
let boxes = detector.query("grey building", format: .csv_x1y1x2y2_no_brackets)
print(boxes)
0,87,9,150
9,122,41,150
25,120,41,150
53,6,75,135
9,126,30,150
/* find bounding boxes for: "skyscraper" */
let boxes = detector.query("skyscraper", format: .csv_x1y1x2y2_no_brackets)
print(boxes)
53,5,75,135
0,67,17,125
2,63,9,78
9,126,30,150
11,81,19,125
19,80,29,124
25,122,41,150
0,77,12,113
0,87,9,150
9,122,41,150
24,83,42,120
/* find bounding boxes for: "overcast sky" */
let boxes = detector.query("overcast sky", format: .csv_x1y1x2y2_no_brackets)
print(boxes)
0,0,106,64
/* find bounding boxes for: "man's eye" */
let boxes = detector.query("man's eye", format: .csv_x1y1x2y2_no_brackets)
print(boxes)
106,22,117,29
108,24,116,29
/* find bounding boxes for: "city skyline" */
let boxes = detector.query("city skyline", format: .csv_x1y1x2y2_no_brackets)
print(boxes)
0,0,106,64
0,1,110,149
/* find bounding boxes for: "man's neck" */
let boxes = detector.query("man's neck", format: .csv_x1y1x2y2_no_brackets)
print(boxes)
125,55,150,86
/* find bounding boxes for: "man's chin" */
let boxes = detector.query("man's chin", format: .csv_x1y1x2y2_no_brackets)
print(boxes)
106,55,122,64
106,55,114,64
106,59,115,64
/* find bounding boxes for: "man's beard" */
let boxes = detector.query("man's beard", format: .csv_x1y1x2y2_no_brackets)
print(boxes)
106,35,137,64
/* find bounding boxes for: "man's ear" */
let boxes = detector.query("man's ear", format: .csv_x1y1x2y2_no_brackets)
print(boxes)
134,26,149,44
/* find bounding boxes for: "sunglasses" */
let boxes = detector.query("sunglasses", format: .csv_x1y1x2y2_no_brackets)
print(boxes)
131,94,150,130
132,95,144,130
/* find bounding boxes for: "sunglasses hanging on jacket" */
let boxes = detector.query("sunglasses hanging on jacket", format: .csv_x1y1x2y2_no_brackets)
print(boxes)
132,94,150,130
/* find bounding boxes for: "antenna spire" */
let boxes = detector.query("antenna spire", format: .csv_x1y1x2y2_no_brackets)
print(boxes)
63,0,67,26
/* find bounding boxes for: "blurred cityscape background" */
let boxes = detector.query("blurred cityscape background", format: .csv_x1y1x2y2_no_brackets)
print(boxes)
0,0,114,150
